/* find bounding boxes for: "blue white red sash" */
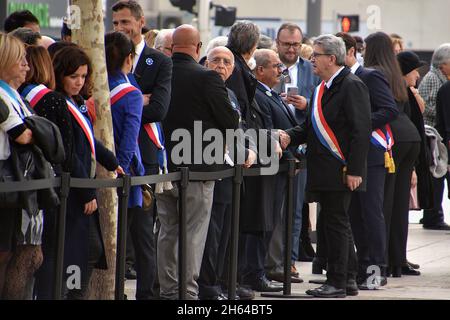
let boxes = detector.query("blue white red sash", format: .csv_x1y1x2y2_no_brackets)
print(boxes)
311,81,346,165
370,125,394,152
66,98,96,157
110,82,164,150
0,80,31,118
21,84,51,108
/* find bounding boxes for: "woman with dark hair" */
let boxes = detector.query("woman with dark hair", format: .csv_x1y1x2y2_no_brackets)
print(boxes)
364,32,421,277
18,45,75,299
52,45,123,299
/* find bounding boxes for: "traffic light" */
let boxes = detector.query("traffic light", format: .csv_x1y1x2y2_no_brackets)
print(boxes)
169,0,196,14
338,15,359,33
214,5,236,27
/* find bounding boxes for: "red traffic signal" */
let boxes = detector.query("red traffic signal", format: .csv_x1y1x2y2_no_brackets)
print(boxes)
338,15,359,32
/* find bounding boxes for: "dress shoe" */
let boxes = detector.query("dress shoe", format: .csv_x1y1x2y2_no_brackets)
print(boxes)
291,264,300,277
312,257,327,274
236,286,255,300
125,266,137,280
423,222,450,230
200,293,227,300
266,271,304,283
401,265,421,276
306,284,346,298
406,260,420,270
249,277,283,292
346,279,359,296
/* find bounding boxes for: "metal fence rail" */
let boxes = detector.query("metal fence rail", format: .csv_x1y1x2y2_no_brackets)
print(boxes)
0,159,304,300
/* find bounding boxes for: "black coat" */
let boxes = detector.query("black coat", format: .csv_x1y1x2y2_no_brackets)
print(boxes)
287,67,371,192
163,53,239,173
133,45,172,170
355,66,399,167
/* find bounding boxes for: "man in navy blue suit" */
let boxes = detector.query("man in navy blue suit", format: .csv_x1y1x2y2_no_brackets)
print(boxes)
336,32,398,289
112,0,172,299
253,48,304,286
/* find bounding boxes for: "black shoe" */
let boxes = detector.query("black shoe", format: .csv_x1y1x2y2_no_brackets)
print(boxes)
346,279,359,296
249,277,283,292
406,260,420,270
402,265,421,276
312,257,327,275
266,271,304,284
307,284,346,298
200,293,227,300
423,222,450,230
125,266,137,280
236,286,255,300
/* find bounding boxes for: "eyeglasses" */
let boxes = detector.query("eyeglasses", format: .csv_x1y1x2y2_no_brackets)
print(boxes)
278,41,302,49
311,52,332,58
209,57,233,66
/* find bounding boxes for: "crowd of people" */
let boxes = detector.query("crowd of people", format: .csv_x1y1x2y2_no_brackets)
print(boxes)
1,0,450,300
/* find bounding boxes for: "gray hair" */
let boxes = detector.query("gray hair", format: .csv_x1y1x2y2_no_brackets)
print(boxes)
258,34,273,49
313,34,346,66
205,36,228,56
206,46,235,65
431,43,450,69
154,29,173,50
253,48,275,68
227,20,260,55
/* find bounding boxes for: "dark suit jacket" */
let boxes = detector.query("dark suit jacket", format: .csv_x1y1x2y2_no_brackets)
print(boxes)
163,53,239,172
132,45,172,171
355,66,399,166
255,82,298,159
286,67,371,192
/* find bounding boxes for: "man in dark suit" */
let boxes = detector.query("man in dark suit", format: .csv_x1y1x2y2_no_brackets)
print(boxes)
279,34,371,298
336,32,398,289
112,0,172,299
157,25,239,300
252,49,303,284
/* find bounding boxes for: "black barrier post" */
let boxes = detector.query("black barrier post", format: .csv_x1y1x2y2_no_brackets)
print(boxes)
178,167,189,300
115,175,130,300
228,165,243,300
261,160,312,298
54,172,70,300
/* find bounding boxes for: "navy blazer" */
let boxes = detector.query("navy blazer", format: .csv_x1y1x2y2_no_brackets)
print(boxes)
255,82,298,159
132,45,172,171
355,66,399,166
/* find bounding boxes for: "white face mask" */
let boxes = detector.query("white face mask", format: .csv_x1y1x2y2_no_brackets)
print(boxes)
356,52,364,67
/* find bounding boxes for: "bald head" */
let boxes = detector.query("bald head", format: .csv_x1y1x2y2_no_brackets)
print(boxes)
172,24,201,60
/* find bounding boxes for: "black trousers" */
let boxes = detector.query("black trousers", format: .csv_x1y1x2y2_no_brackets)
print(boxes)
198,194,232,298
349,165,387,278
316,191,357,289
422,173,449,226
383,141,420,267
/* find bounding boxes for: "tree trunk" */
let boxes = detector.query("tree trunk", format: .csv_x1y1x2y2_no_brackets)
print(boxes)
71,0,117,300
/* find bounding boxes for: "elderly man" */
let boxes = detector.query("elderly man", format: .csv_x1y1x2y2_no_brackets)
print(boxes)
154,29,174,57
157,25,239,300
419,43,450,230
198,46,256,300
279,34,371,298
252,49,303,285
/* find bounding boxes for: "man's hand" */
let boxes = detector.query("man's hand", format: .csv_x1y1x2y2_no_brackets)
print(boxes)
116,165,125,176
275,141,283,159
142,93,152,106
244,149,257,168
84,199,98,215
346,175,362,191
15,128,33,144
281,93,307,110
278,130,291,149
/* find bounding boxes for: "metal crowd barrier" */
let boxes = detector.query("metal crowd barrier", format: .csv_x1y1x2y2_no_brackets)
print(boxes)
0,159,304,300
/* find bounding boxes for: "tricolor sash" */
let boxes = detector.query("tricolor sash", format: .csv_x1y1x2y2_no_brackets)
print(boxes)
371,124,395,173
21,84,51,108
311,81,346,165
0,80,31,118
66,98,96,157
110,82,164,150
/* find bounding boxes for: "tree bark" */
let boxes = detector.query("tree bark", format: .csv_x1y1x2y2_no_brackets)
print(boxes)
71,0,117,300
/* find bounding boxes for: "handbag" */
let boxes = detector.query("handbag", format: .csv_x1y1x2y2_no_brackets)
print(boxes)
0,157,21,208
141,183,154,210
